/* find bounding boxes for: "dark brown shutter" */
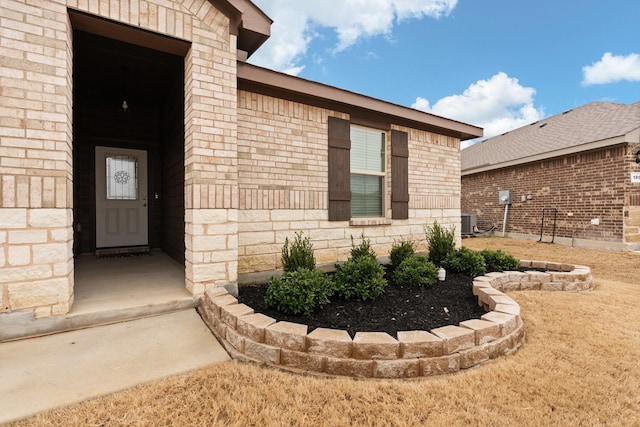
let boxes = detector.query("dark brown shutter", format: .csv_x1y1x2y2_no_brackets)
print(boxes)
391,130,409,219
328,116,351,221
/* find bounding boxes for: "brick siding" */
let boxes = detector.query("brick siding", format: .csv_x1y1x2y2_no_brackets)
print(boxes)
1,0,74,317
1,0,239,316
462,144,640,245
237,91,462,274
1,0,465,322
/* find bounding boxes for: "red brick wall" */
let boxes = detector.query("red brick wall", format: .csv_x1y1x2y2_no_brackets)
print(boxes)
461,144,631,242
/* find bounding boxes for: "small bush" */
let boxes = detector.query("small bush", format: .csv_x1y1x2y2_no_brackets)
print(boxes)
480,249,520,272
425,220,456,267
281,231,316,272
264,268,335,316
334,255,387,301
393,255,439,287
350,233,377,261
389,237,416,269
444,247,487,278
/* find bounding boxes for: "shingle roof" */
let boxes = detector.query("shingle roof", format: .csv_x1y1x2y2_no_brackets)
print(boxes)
461,101,640,174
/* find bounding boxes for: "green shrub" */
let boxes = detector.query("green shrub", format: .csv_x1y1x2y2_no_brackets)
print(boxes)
281,231,316,272
350,233,377,261
444,247,487,278
393,255,439,287
264,268,335,316
480,249,520,272
389,237,416,269
425,220,456,266
334,255,387,301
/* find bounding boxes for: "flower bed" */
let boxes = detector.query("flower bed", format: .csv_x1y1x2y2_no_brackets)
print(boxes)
199,260,593,378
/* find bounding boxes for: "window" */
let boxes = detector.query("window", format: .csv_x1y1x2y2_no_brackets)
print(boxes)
328,116,409,221
350,126,385,217
106,154,139,200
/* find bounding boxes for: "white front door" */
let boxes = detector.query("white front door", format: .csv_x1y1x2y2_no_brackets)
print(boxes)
95,146,148,249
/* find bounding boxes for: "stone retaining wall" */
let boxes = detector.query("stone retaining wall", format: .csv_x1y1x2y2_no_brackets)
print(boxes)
199,261,593,378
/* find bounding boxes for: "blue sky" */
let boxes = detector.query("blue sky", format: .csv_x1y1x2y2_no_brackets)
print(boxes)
249,0,640,147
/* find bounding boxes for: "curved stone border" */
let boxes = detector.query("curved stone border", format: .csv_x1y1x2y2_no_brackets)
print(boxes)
199,260,593,379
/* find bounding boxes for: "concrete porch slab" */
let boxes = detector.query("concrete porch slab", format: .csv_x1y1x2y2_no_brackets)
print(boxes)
0,309,230,424
1,251,195,341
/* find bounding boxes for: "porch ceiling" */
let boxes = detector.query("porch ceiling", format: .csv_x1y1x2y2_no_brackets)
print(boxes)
73,30,183,109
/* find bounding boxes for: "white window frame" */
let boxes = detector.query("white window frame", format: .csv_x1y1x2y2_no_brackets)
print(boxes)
350,125,387,218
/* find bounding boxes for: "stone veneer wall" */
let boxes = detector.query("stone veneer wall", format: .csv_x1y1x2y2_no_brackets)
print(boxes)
1,0,239,319
236,91,462,274
199,261,593,378
1,0,75,317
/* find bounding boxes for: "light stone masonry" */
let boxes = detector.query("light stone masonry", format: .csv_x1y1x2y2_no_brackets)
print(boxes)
431,325,476,354
421,354,460,376
243,339,281,365
306,328,352,358
1,0,239,321
352,332,399,360
220,303,254,329
281,349,326,372
460,319,502,345
199,261,592,378
481,311,518,335
373,359,420,379
235,311,275,342
236,92,462,275
459,343,490,369
265,321,308,352
397,330,444,358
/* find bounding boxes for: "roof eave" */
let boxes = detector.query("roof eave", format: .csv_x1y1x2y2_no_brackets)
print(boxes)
462,133,636,176
217,0,272,57
237,62,483,140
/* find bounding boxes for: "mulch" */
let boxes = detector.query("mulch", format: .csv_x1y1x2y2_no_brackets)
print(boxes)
238,270,487,338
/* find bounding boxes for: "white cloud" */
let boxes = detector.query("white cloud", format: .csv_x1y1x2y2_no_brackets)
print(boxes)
250,0,457,74
412,72,544,148
582,52,640,85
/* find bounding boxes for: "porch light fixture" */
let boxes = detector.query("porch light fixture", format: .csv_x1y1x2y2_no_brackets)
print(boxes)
120,66,129,113
635,150,640,163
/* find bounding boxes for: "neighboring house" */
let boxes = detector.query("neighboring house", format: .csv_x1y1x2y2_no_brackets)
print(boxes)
0,0,481,332
461,101,640,250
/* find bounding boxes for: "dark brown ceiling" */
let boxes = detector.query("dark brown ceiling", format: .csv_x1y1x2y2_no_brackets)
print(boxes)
73,31,184,110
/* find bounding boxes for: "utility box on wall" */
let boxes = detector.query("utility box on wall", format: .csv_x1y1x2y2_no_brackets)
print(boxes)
499,190,513,205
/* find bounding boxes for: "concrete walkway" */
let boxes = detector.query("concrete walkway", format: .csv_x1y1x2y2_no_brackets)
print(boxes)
0,309,230,424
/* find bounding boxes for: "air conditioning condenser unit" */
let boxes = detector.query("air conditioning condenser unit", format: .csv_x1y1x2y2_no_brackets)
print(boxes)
461,213,477,235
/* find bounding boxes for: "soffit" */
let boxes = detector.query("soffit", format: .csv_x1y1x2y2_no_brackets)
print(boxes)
222,0,272,56
68,9,191,56
69,1,271,58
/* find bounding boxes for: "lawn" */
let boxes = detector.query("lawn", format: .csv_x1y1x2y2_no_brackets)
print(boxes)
13,237,640,426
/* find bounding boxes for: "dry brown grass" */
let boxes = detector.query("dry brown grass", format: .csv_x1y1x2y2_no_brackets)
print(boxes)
13,238,640,427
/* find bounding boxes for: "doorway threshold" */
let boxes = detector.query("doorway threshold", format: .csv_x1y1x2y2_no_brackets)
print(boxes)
95,245,149,258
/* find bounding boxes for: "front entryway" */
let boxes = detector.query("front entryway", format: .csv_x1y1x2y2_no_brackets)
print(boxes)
72,30,186,260
72,23,188,310
95,146,149,250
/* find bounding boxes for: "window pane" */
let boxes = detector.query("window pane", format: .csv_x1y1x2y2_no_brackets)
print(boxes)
351,174,383,217
351,127,385,172
106,155,138,200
